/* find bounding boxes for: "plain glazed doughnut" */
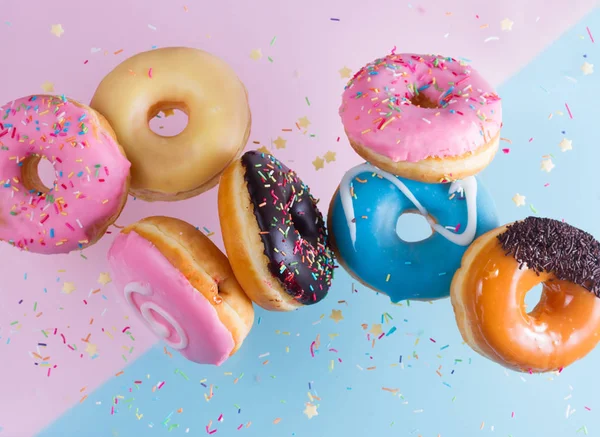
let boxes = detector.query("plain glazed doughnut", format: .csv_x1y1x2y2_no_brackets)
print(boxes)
0,95,130,254
108,216,254,365
451,217,600,372
91,47,251,201
218,151,335,312
340,53,502,182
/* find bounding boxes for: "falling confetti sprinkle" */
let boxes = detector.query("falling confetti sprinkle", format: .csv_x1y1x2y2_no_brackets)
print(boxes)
50,24,64,37
339,66,353,78
303,403,319,419
312,156,325,171
540,158,555,173
558,138,573,152
272,137,287,149
329,309,344,323
500,18,514,31
581,62,594,75
62,282,76,294
512,193,526,207
41,81,55,92
250,49,263,61
323,151,336,163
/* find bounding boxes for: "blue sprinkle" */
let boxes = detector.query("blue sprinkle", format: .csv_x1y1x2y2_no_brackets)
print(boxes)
49,229,55,238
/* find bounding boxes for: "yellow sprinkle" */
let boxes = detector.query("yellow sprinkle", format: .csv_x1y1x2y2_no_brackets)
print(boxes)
386,273,391,282
361,128,372,134
380,116,396,130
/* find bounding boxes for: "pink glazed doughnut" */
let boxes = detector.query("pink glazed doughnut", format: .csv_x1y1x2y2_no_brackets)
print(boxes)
340,53,502,182
108,216,254,365
0,95,131,253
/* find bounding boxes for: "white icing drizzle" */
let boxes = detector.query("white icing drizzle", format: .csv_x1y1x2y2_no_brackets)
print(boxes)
124,282,189,350
339,163,478,249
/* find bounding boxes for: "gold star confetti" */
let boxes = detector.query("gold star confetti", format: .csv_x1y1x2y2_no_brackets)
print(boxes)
298,116,311,129
500,18,514,31
338,66,352,78
41,81,54,92
50,24,64,37
250,49,263,61
512,193,526,207
98,272,112,286
540,158,555,173
273,136,287,149
62,282,76,294
85,343,98,356
256,146,270,154
370,324,383,335
162,109,175,117
329,309,344,323
581,61,594,75
312,156,325,171
303,403,319,419
323,151,336,163
558,138,573,152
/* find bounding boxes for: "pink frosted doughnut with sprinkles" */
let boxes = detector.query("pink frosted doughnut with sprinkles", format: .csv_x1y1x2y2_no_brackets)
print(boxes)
339,53,502,183
0,95,131,254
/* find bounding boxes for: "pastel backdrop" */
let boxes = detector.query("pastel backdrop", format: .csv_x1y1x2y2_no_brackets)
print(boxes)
0,0,599,435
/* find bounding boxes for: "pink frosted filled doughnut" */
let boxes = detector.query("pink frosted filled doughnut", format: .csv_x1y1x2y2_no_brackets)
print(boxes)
340,53,502,182
108,216,254,365
0,95,130,254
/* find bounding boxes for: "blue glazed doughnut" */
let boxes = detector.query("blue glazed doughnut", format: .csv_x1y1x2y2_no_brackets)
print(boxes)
328,163,498,302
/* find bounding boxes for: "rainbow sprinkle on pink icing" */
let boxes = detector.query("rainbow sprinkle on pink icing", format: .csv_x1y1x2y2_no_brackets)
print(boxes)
340,53,502,162
0,95,130,254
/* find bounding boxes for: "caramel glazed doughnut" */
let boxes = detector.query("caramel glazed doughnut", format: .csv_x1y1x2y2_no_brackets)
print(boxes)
91,47,251,201
451,217,600,372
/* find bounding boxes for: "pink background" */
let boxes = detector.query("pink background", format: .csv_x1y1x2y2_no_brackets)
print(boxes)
0,0,596,435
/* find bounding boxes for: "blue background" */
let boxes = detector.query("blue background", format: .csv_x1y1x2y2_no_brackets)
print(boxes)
41,9,600,437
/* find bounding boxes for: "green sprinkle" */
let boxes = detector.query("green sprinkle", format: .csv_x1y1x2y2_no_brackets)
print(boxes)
305,97,311,106
529,204,538,214
10,321,18,326
270,36,277,46
268,56,274,63
168,424,179,432
41,330,48,338
33,302,37,311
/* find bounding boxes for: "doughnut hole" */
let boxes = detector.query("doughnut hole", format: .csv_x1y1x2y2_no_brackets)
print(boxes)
396,211,434,243
524,283,544,315
148,102,189,137
21,155,56,193
410,93,439,109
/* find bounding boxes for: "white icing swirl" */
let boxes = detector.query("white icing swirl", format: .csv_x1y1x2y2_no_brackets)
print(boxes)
124,282,189,350
339,163,478,249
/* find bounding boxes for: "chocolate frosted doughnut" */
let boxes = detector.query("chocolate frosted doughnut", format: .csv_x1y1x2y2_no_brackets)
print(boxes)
218,150,335,311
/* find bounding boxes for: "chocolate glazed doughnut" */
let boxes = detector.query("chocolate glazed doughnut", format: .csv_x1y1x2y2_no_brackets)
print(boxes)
218,151,335,311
